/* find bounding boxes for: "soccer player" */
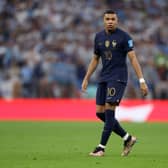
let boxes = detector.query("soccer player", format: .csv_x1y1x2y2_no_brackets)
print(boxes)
81,9,148,157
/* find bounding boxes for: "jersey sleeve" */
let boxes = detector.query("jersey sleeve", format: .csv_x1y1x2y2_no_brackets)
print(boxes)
94,34,100,57
123,33,134,53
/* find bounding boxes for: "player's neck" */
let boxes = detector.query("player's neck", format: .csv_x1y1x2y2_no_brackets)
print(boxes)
105,28,117,34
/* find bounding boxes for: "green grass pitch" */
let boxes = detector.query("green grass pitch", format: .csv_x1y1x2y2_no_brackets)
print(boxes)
0,121,168,168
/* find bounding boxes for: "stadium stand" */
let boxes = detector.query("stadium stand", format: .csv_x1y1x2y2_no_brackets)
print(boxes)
0,0,167,99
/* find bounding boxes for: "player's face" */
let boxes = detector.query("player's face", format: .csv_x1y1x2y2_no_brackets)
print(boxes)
104,13,118,32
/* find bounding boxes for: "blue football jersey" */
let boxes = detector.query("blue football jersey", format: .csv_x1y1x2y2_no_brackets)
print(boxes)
94,28,134,83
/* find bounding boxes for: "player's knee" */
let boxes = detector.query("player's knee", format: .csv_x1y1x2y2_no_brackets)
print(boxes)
105,102,116,110
96,105,105,113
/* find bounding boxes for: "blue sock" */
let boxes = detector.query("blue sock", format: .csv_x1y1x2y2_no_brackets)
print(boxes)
96,112,126,138
100,109,115,146
114,119,127,138
96,112,105,122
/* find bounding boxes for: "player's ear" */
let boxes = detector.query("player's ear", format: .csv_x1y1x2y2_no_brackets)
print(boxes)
103,15,106,22
115,15,118,22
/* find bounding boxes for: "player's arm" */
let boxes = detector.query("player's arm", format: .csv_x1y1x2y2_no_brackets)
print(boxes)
128,50,148,97
81,55,100,92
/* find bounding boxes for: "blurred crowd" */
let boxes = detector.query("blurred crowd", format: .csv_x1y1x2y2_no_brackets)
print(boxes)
0,0,167,99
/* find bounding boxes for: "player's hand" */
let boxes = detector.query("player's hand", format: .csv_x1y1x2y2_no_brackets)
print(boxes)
140,82,148,97
81,79,88,93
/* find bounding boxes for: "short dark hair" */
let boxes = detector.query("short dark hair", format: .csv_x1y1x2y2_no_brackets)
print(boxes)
103,9,117,16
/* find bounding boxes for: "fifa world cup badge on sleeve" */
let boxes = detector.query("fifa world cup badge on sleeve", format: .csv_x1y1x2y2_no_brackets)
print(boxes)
128,40,133,48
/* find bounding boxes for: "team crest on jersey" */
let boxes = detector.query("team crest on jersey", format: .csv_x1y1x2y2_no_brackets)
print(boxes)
112,40,117,48
105,40,110,48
